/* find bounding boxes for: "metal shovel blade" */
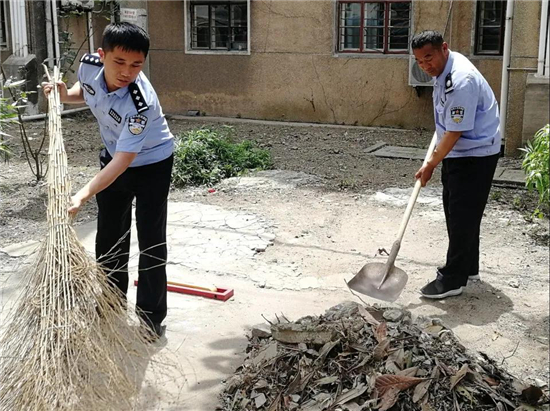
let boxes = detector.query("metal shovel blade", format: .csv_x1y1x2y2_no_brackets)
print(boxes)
347,262,408,302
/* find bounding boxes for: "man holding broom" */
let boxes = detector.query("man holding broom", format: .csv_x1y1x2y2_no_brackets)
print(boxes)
411,31,501,299
43,22,173,339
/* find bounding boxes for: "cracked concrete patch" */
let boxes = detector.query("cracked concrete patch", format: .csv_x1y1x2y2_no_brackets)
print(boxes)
370,187,442,207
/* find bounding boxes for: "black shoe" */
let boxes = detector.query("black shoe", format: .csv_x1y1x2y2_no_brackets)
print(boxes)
468,274,481,282
142,321,164,342
420,279,463,299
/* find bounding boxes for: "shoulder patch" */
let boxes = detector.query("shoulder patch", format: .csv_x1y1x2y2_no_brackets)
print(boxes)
450,106,465,123
128,114,148,135
80,53,103,67
128,83,149,113
82,83,95,95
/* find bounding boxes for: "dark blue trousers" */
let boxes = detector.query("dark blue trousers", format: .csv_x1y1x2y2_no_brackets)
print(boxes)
438,153,499,288
95,149,173,325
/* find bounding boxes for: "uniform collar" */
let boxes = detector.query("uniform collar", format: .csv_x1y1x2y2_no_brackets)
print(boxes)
435,50,454,87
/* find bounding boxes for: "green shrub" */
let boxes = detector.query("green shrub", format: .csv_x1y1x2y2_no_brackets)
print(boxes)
521,124,549,217
172,126,272,187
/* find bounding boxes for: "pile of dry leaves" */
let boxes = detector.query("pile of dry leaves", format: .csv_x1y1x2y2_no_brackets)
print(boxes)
219,302,548,411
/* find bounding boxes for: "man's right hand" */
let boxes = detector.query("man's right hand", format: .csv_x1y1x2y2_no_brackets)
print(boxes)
41,81,68,102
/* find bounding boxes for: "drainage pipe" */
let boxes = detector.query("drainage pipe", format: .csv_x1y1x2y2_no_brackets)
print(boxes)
21,107,89,122
499,0,514,144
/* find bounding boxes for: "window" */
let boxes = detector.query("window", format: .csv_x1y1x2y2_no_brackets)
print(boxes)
189,1,248,52
475,0,506,55
338,0,411,54
0,0,8,49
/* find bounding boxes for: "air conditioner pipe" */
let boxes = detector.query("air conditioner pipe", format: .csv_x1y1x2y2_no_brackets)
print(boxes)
499,0,514,145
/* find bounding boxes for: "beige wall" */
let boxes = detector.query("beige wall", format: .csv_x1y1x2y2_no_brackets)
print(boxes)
53,0,542,154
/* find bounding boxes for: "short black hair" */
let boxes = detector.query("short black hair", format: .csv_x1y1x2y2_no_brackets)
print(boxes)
411,30,444,50
101,22,150,57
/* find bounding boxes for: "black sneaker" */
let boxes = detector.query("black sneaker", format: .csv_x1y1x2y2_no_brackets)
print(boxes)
420,279,464,299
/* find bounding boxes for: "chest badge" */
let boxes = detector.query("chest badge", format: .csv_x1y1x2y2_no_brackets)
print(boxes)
109,108,122,124
450,106,465,123
128,114,148,135
82,83,95,95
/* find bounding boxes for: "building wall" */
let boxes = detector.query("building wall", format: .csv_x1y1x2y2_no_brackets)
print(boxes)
147,0,527,134
504,0,544,156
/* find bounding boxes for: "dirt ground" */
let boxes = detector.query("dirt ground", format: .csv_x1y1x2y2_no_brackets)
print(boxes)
0,112,549,391
0,112,545,247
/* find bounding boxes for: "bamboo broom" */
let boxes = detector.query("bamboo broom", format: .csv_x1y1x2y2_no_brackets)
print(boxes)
0,67,175,410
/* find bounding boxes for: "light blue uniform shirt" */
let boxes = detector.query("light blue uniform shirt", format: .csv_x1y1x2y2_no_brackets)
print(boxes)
77,53,174,167
432,51,501,158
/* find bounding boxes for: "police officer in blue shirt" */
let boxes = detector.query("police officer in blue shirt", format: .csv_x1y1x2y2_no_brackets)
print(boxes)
43,22,173,338
411,30,500,299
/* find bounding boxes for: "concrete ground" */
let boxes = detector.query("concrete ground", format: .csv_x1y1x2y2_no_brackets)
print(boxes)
1,170,548,410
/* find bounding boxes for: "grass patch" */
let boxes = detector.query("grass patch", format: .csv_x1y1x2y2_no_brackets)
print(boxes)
172,126,272,187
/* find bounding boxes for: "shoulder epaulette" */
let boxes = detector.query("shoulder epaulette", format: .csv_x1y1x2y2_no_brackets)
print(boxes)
128,82,149,113
444,72,454,94
80,53,103,67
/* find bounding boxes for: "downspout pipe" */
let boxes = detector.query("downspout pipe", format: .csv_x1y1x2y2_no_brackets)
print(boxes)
499,0,514,147
537,0,549,77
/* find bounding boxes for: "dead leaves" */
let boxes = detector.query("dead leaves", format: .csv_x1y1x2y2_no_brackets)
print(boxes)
375,374,425,397
375,374,425,411
220,302,541,411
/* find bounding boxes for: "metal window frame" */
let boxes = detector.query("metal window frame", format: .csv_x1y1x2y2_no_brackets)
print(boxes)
337,0,410,55
474,0,506,55
188,0,248,53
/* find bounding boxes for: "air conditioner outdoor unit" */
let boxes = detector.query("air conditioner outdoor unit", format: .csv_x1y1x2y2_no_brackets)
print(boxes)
408,55,435,87
60,0,95,11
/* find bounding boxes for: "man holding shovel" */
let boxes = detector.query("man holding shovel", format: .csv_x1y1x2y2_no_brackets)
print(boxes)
411,31,500,299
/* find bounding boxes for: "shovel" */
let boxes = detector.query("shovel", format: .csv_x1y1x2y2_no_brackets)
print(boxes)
347,131,438,302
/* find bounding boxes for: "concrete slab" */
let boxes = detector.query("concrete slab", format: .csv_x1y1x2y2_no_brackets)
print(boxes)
493,166,526,187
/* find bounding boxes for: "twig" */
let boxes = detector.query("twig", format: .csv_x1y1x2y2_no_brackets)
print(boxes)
501,341,520,365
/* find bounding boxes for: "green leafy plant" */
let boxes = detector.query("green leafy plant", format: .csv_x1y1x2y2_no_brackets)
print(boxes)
520,124,549,217
172,127,272,187
0,96,18,161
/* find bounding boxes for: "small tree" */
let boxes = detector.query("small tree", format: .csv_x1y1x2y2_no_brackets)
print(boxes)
521,124,549,218
1,70,48,181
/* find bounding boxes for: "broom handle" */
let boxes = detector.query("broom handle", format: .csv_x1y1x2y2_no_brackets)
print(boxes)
377,131,438,289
